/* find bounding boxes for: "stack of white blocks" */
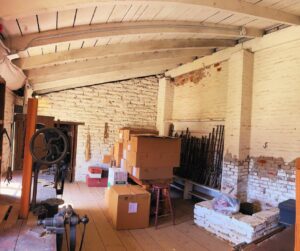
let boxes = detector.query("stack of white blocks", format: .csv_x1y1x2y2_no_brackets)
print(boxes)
194,200,279,245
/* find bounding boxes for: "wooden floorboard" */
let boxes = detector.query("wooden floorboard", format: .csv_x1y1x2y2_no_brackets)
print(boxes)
0,205,10,223
0,171,56,251
1,173,233,251
62,182,233,251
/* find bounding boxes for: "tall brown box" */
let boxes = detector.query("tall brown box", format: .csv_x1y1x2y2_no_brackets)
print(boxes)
105,185,150,230
127,136,181,168
132,166,174,180
113,142,123,166
119,127,159,141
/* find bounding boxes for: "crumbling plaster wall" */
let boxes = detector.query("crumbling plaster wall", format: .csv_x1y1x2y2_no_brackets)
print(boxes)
38,77,159,181
163,62,228,138
159,26,300,207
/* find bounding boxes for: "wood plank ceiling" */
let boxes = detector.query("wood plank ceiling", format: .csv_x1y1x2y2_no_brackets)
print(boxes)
1,0,299,94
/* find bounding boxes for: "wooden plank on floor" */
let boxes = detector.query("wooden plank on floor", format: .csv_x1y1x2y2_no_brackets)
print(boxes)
116,230,144,251
0,205,10,223
0,204,19,232
60,181,233,251
0,220,24,251
15,220,55,251
129,228,164,251
175,220,232,251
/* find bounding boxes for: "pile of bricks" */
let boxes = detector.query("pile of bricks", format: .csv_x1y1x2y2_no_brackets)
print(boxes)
221,160,249,202
194,200,279,245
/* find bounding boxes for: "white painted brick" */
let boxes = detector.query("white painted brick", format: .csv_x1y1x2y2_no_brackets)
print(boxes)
38,77,159,181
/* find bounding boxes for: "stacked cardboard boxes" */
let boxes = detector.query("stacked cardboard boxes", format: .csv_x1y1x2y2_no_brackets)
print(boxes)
125,135,181,180
113,127,159,168
113,142,123,167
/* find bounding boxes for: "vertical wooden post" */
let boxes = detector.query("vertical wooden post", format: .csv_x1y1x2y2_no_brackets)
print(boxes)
295,158,300,251
19,98,38,219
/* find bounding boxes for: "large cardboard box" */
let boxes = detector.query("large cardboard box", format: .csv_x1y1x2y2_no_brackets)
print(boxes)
132,166,173,180
113,143,123,167
102,154,112,164
119,127,158,141
105,185,150,230
127,136,181,168
114,142,123,157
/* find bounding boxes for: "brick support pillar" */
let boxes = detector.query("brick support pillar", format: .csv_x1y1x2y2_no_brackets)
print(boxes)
156,77,174,136
221,50,254,201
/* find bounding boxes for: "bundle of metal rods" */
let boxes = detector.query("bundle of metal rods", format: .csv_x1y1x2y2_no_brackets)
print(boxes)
174,125,224,189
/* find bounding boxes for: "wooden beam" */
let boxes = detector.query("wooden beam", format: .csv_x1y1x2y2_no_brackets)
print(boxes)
166,45,243,77
296,158,300,251
19,98,38,219
13,39,233,70
26,48,212,82
1,0,299,25
30,57,192,84
6,21,260,52
33,63,180,94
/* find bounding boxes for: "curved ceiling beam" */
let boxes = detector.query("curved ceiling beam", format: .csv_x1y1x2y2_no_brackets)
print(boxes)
6,21,261,52
1,0,299,25
26,48,211,83
13,39,235,70
33,63,180,94
29,56,194,84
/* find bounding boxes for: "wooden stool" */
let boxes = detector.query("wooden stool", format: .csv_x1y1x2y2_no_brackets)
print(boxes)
152,183,175,228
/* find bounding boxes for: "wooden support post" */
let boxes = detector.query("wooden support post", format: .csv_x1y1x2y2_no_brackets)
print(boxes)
19,98,38,219
295,158,300,251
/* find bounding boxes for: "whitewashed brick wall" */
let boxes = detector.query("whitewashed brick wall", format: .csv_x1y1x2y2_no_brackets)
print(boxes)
221,160,249,202
168,61,228,137
250,40,300,162
167,30,300,205
156,78,174,136
172,61,228,121
38,77,159,181
1,88,16,175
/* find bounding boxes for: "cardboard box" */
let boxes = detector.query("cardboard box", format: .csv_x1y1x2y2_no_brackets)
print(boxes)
132,166,174,180
115,155,122,167
114,142,123,158
105,185,150,230
108,167,128,187
114,143,123,165
88,166,102,174
127,136,181,168
119,127,158,141
86,175,107,187
102,154,112,164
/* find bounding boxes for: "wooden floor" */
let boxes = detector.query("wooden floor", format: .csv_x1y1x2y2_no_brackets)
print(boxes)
0,172,56,251
0,172,233,251
62,182,233,251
